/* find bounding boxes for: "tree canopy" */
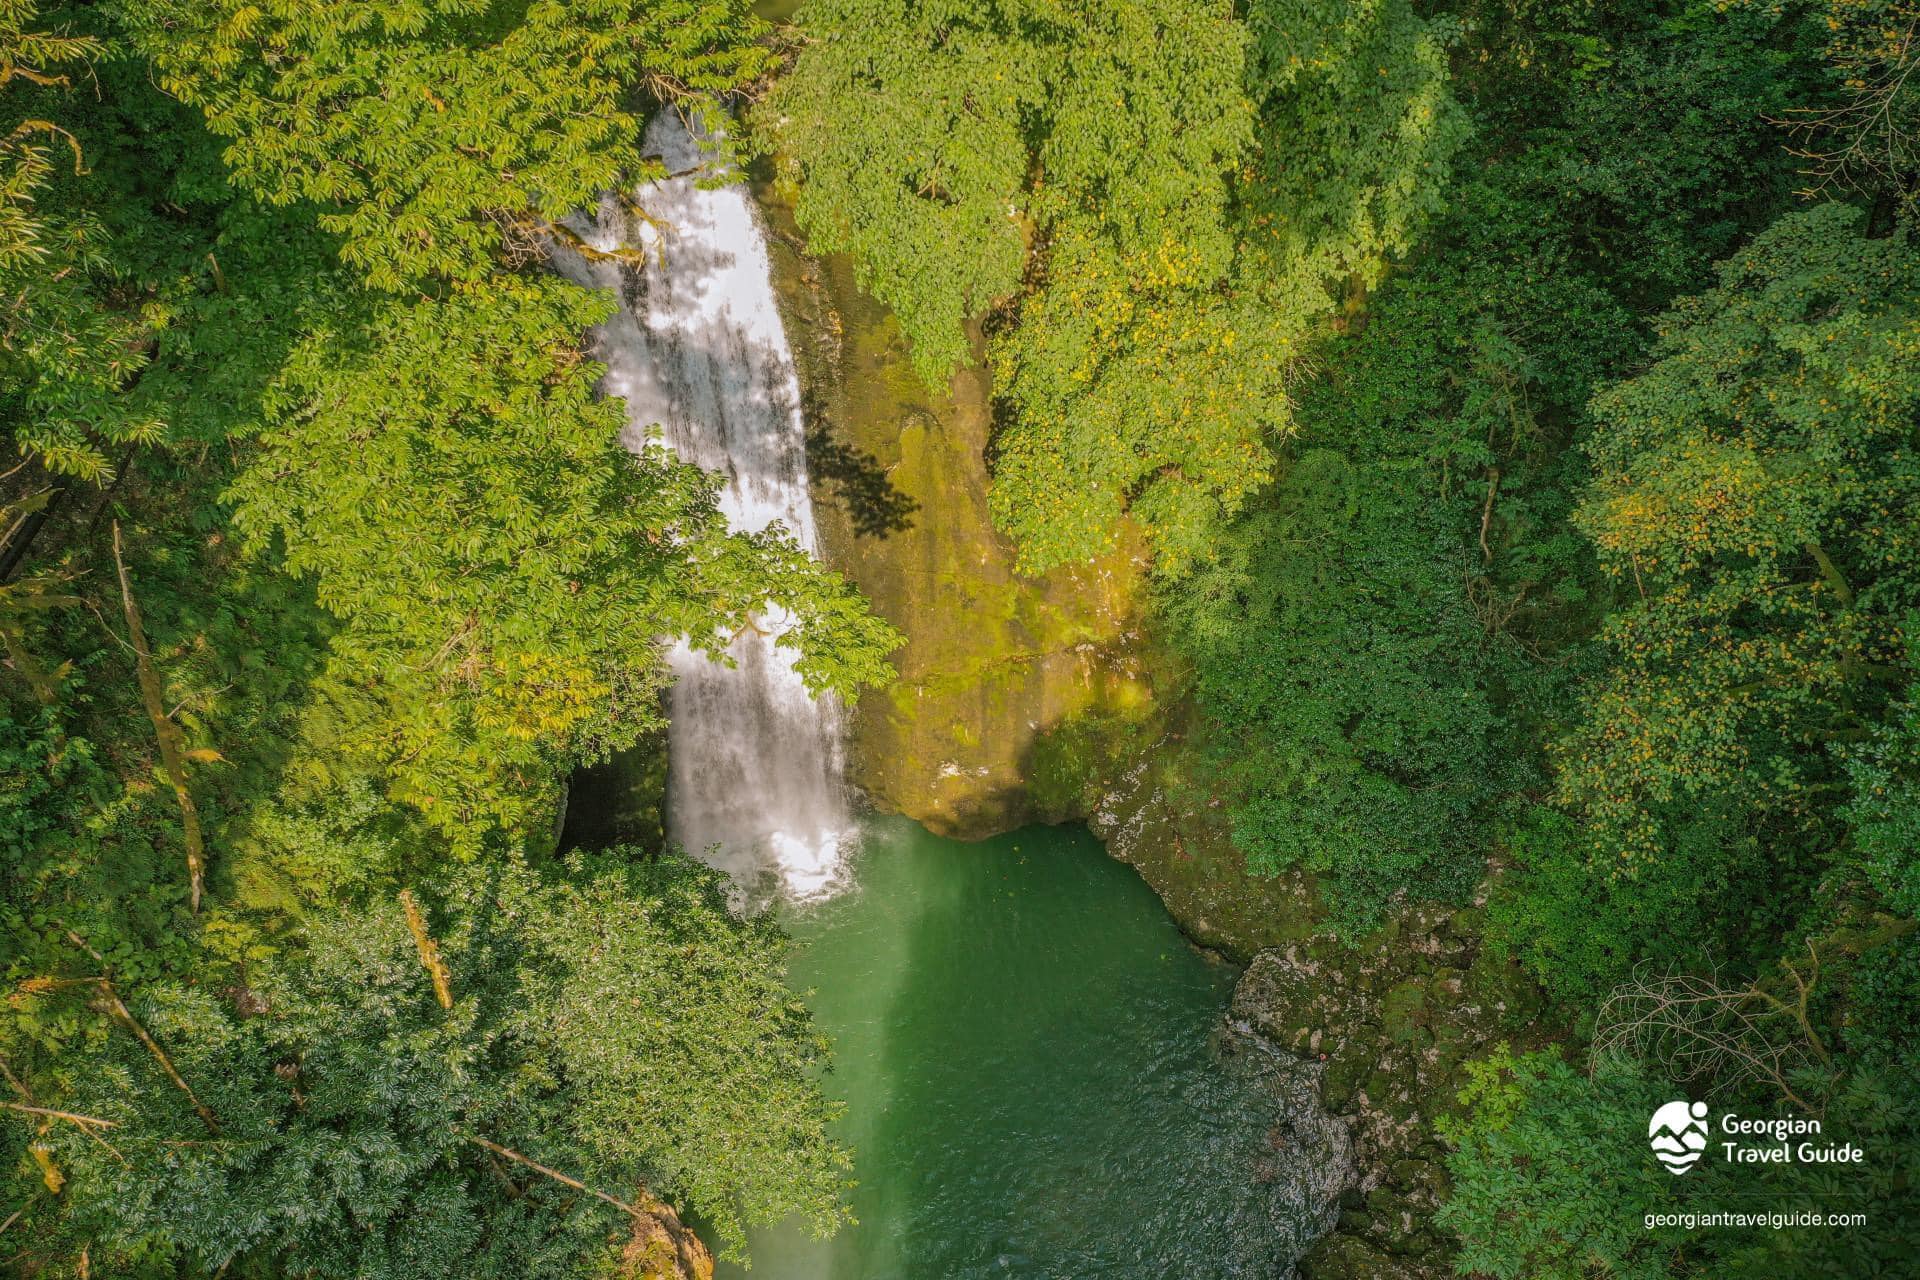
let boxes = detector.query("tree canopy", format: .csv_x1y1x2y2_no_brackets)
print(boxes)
770,0,1466,571
6,0,1920,1274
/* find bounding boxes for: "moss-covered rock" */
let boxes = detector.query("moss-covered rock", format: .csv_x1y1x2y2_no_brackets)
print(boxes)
761,181,1150,840
1229,891,1556,1278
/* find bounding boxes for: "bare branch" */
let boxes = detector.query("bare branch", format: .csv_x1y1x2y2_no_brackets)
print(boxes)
92,978,221,1137
464,1135,644,1219
399,889,453,1010
1591,957,1828,1112
0,1101,118,1129
112,522,206,912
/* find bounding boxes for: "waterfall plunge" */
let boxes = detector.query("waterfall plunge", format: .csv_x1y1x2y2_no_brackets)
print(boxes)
550,113,853,901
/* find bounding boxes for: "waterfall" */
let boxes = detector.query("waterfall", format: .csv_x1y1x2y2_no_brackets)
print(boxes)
550,112,853,901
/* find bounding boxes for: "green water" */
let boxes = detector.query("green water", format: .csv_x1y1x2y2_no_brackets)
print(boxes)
718,818,1308,1280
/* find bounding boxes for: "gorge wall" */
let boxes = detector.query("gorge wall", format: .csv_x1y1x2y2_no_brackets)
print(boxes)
762,197,1151,841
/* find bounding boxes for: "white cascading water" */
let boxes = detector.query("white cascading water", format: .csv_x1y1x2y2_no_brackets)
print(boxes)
549,112,853,901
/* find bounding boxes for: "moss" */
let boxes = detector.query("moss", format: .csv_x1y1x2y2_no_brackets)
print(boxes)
1379,980,1430,1044
759,175,1154,840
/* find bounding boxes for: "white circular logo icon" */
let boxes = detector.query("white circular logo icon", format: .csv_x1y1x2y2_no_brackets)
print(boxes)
1649,1100,1710,1174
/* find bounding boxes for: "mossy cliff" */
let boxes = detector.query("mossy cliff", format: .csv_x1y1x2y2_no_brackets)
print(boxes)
762,189,1155,839
760,181,1320,953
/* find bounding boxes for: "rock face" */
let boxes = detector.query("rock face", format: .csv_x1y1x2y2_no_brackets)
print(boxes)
1219,1017,1355,1273
764,193,1150,839
1085,720,1320,961
1228,902,1552,1279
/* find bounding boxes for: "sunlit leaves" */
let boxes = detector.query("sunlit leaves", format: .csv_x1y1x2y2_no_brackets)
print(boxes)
1242,0,1469,318
117,0,776,289
228,276,897,846
773,0,1465,571
1559,204,1920,869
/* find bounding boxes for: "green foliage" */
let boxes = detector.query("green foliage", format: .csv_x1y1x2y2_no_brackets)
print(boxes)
1840,664,1920,915
506,854,851,1250
1439,1042,1920,1279
1843,929,1920,1062
768,0,1252,385
3,506,338,1026
227,274,897,845
1147,0,1822,934
990,0,1468,572
987,227,1290,572
1242,0,1469,318
117,0,775,290
1161,432,1496,926
1559,204,1920,873
1490,797,1820,1001
764,0,1046,382
0,4,156,479
771,0,1466,571
47,853,846,1274
1437,1051,1682,1280
1703,1064,1920,1277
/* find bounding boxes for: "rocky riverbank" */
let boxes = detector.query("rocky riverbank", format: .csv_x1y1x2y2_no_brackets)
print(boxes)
1083,725,1554,1278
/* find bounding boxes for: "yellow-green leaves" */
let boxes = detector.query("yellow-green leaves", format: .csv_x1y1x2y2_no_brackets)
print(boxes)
228,277,897,847
772,0,1464,573
1560,204,1920,869
1243,0,1467,317
120,0,774,289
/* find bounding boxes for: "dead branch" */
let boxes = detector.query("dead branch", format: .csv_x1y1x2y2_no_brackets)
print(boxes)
1744,937,1831,1066
0,1195,37,1237
540,218,654,271
464,1135,645,1219
399,889,453,1010
91,977,221,1137
1591,957,1828,1112
112,522,206,912
0,1102,117,1129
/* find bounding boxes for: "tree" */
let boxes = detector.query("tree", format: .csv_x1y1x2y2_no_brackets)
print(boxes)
1559,204,1920,877
114,0,777,290
1770,0,1920,216
1159,435,1496,926
770,0,1466,572
42,853,848,1275
1240,0,1468,322
0,2,162,481
227,274,898,846
1436,1047,1685,1280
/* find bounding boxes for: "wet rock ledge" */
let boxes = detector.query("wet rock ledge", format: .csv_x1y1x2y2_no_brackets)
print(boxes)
1093,751,1554,1280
